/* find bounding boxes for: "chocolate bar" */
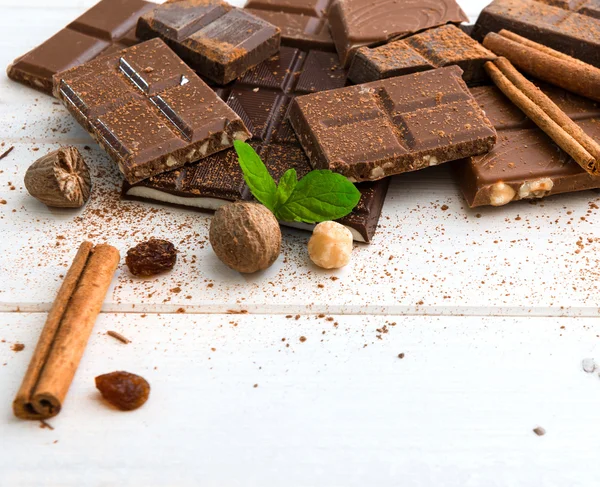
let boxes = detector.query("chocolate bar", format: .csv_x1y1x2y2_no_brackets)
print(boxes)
328,0,469,66
54,38,251,184
535,0,600,19
245,0,336,51
348,25,496,85
124,45,389,242
289,66,497,183
7,0,154,95
455,85,600,207
136,0,281,84
473,0,600,67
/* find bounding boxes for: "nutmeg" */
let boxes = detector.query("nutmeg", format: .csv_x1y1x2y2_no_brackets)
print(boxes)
24,146,91,208
209,202,281,273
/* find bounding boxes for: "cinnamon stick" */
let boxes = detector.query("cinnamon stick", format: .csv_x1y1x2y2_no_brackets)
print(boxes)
13,242,120,420
483,30,600,103
485,58,600,175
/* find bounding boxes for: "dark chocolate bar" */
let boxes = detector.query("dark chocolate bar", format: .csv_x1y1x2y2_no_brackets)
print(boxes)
245,0,335,51
348,25,496,85
535,0,600,19
54,38,251,184
328,0,469,66
7,0,154,95
455,85,600,207
473,0,600,67
124,45,389,242
289,66,497,183
136,0,281,84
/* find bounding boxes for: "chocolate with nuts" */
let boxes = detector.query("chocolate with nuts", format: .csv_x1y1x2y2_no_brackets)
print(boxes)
122,45,389,242
24,146,91,208
136,0,281,84
454,85,600,208
289,66,498,183
348,25,496,86
53,38,251,184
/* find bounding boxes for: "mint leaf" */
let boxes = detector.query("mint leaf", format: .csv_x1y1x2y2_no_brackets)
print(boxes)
276,170,361,223
233,140,277,211
274,169,297,209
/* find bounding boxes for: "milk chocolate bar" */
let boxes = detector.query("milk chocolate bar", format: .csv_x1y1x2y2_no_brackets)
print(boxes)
124,45,389,242
136,0,281,84
328,0,469,66
289,66,497,183
245,0,335,51
455,85,600,207
7,0,154,95
473,0,600,67
348,25,496,85
54,38,251,184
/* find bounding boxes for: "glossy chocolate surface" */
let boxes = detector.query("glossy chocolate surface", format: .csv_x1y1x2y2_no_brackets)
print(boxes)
328,0,468,66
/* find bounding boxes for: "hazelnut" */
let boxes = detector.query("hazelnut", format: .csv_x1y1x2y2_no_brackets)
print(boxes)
489,181,515,207
24,146,91,208
518,178,553,199
209,202,281,273
308,221,353,269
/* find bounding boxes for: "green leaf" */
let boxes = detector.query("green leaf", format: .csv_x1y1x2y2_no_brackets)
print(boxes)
274,169,297,210
276,170,361,223
233,140,277,211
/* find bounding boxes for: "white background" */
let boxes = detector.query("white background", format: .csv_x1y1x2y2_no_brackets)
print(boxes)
1,1,599,486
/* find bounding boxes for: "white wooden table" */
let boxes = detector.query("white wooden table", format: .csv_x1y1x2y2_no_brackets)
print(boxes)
1,1,599,485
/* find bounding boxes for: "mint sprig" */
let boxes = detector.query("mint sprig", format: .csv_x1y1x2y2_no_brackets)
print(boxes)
233,141,361,224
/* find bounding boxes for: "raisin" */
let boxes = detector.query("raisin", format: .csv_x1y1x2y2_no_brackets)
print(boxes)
95,371,150,411
126,238,177,276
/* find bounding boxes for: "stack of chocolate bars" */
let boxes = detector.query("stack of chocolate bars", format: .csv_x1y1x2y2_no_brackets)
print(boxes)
8,0,600,242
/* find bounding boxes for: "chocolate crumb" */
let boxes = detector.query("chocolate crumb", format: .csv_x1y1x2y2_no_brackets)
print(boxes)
299,336,307,342
398,353,405,359
40,420,54,430
253,384,258,388
106,330,130,344
0,146,14,161
11,343,25,352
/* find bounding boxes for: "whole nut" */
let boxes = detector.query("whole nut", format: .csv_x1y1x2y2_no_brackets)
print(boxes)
308,221,353,269
24,146,91,208
209,202,281,273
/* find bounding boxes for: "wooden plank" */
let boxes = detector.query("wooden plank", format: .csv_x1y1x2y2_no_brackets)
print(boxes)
1,312,599,485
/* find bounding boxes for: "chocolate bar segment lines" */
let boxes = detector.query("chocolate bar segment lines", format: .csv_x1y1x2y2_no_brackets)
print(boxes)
245,0,335,51
290,66,497,182
328,0,469,66
7,0,154,94
348,25,497,86
54,38,251,183
455,85,600,207
474,0,600,67
137,0,281,84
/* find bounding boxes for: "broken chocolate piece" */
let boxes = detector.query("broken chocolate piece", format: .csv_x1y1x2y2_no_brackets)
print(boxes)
53,38,251,184
328,0,469,66
348,25,496,85
289,66,497,182
137,0,281,84
6,0,154,95
454,85,600,207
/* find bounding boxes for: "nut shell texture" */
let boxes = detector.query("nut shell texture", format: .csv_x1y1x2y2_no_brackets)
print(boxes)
209,202,281,273
24,146,91,208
